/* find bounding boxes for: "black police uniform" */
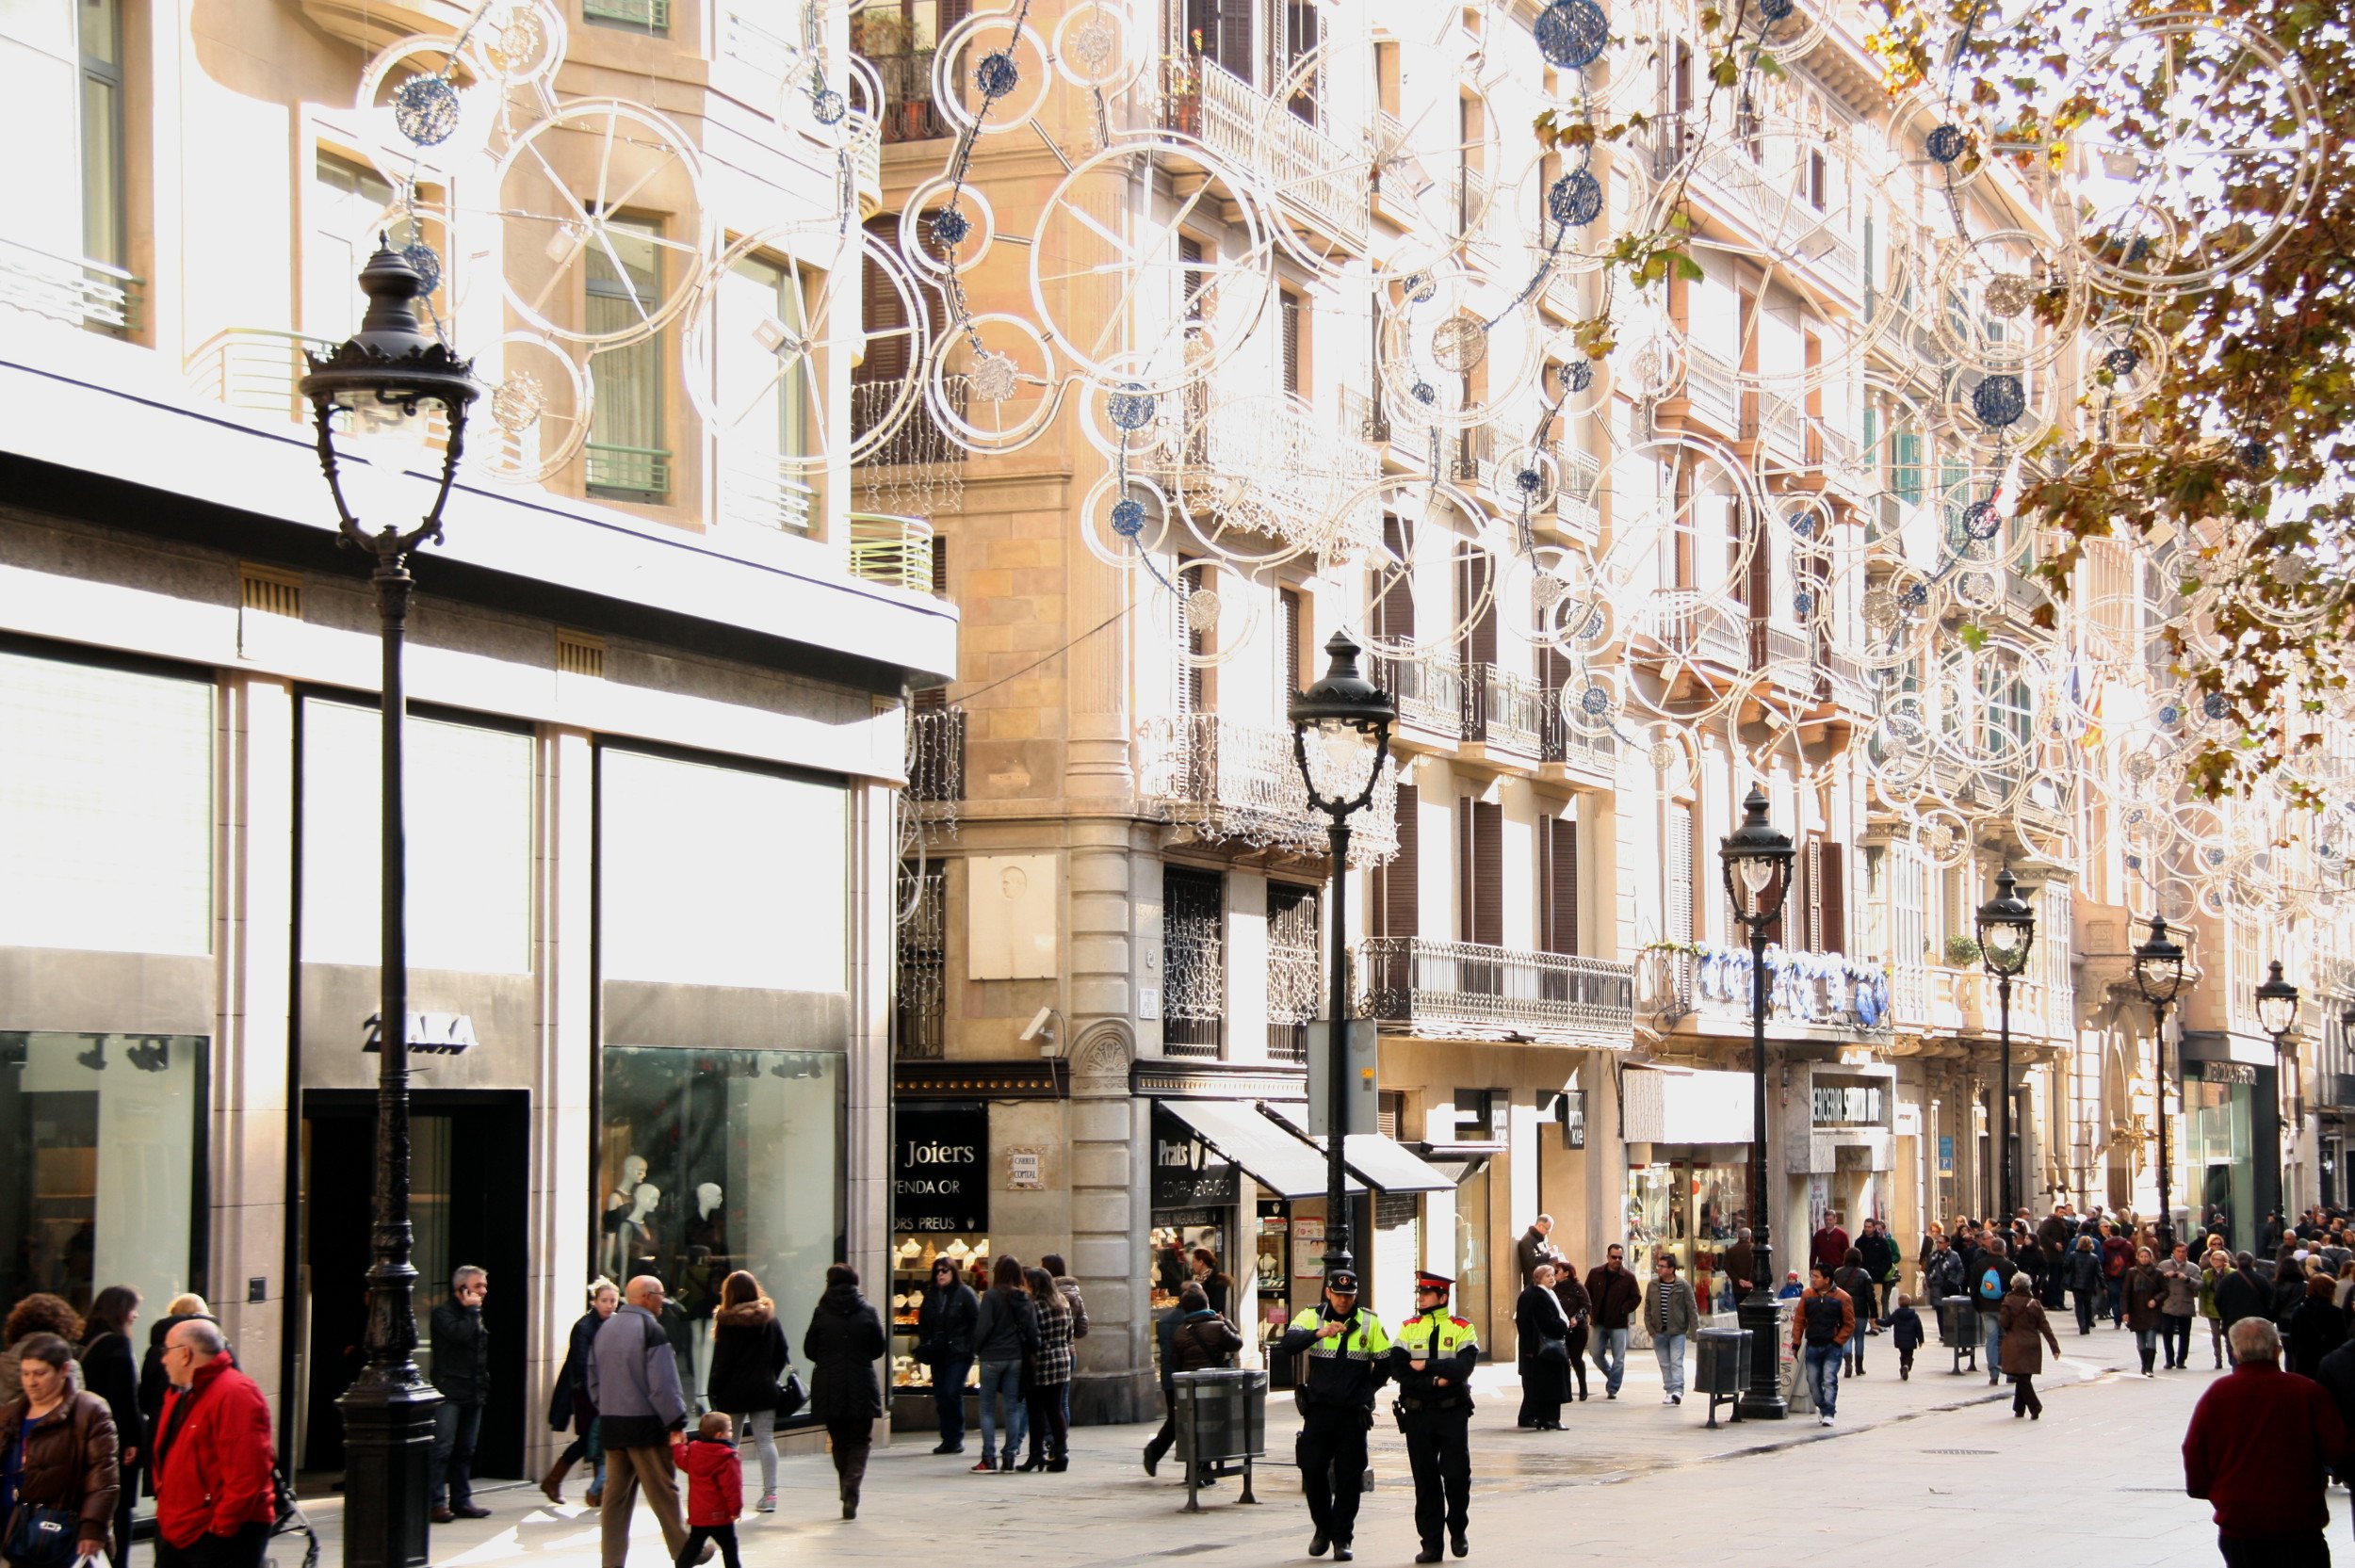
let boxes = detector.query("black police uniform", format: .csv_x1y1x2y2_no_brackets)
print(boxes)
1277,1284,1393,1559
1390,1276,1480,1560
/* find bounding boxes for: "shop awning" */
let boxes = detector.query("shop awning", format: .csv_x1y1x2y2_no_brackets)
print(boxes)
1263,1104,1455,1194
1157,1098,1361,1200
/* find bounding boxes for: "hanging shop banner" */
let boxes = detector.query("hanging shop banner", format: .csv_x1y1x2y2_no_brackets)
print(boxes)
896,1100,988,1232
1152,1103,1241,1209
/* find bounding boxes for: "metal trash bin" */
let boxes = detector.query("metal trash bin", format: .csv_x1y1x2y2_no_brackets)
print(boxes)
1172,1367,1268,1511
1938,1296,1979,1373
1693,1326,1750,1429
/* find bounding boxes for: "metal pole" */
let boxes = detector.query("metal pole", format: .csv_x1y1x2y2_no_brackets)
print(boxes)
2154,1000,2173,1255
1997,974,2014,1226
1737,920,1786,1418
338,542,441,1568
1324,817,1354,1274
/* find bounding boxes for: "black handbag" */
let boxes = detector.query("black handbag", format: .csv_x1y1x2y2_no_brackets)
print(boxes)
775,1368,808,1420
1536,1336,1570,1366
4,1505,79,1567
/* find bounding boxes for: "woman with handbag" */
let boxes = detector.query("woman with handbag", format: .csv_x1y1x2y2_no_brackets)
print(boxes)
1515,1265,1572,1431
1550,1262,1593,1403
0,1334,119,1565
708,1270,795,1514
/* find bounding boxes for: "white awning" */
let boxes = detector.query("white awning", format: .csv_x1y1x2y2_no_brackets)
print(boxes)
1263,1103,1454,1194
1156,1098,1362,1201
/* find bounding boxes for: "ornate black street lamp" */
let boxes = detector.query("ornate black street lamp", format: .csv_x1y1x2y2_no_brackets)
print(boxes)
2132,915,2189,1255
1974,866,2037,1226
2257,959,2300,1216
1289,629,1395,1277
1719,785,1795,1419
300,240,477,1568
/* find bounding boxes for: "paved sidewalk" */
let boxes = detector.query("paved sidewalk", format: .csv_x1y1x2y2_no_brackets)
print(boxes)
285,1322,2251,1567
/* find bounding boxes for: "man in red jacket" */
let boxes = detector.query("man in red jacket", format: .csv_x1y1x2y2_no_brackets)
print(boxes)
153,1318,277,1568
2183,1317,2349,1567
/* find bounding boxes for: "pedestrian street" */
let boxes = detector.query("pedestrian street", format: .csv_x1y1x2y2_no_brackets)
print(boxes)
298,1328,2258,1567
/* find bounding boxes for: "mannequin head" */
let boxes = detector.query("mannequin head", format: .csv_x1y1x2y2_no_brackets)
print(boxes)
618,1155,648,1193
696,1182,723,1220
629,1182,661,1221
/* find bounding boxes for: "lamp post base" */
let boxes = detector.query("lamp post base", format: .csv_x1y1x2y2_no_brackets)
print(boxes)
338,1370,443,1568
1735,1290,1788,1420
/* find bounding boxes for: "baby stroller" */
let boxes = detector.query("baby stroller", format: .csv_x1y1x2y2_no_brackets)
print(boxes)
263,1460,320,1568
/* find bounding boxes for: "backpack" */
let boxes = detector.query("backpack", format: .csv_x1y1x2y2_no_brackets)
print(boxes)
1977,1266,2006,1304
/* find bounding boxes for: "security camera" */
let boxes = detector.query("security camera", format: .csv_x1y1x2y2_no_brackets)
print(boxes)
1018,1007,1062,1054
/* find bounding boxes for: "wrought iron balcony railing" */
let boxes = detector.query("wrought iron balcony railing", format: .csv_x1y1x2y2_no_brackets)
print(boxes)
1372,653,1467,739
1159,56,1366,248
855,45,950,142
1464,663,1547,754
1134,713,1398,865
1649,941,1893,1033
1359,938,1635,1047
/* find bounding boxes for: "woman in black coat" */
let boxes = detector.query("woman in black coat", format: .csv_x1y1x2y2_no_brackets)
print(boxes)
77,1285,141,1559
915,1258,980,1454
804,1264,887,1520
1515,1265,1572,1430
544,1280,617,1505
1550,1264,1593,1401
708,1269,793,1512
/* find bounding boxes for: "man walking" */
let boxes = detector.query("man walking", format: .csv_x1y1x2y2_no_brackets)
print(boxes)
430,1265,493,1523
1642,1255,1699,1406
1390,1271,1478,1564
152,1317,276,1568
1810,1211,1849,1277
1970,1236,2011,1382
1581,1246,1641,1400
1832,1250,1877,1375
2184,1318,2349,1567
590,1275,702,1568
1278,1267,1392,1562
1857,1219,1898,1325
1790,1264,1854,1429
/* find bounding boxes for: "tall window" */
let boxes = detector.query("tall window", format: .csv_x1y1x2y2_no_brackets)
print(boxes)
79,0,122,269
1162,866,1226,1058
1541,813,1579,956
1455,797,1502,946
1279,288,1307,396
1265,882,1320,1063
715,251,817,530
1373,783,1420,938
586,217,671,499
311,154,396,342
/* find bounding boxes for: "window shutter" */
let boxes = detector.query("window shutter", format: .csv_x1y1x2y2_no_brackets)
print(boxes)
1805,835,1826,952
1474,800,1502,946
1667,802,1694,944
1821,841,1846,956
1177,555,1205,718
1545,815,1580,956
1456,798,1475,944
860,215,911,384
1281,292,1302,394
1379,783,1420,937
1373,514,1415,643
1458,550,1495,668
1280,587,1303,697
929,533,949,600
1214,0,1253,84
1179,234,1206,321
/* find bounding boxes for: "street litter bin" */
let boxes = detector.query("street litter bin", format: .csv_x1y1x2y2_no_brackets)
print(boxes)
1172,1367,1268,1511
1693,1326,1750,1429
1938,1296,1979,1374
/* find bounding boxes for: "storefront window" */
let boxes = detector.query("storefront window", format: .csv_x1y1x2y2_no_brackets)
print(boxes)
0,1031,205,1316
598,1045,842,1410
2184,1075,2253,1250
888,1232,988,1389
1625,1148,1748,1307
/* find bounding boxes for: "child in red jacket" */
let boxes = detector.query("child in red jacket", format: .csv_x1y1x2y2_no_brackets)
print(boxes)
674,1412,744,1568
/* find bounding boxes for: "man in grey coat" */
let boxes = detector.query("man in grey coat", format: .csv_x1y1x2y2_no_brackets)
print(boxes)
1643,1254,1701,1406
588,1276,705,1568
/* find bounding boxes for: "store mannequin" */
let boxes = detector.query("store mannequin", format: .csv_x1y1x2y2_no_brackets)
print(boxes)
602,1156,648,1278
612,1182,661,1281
682,1182,727,1405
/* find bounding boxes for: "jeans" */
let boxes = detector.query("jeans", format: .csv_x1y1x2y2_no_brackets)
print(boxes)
560,1417,609,1496
1983,1314,2004,1379
2073,1289,2098,1334
933,1353,972,1447
2161,1315,2192,1367
430,1400,483,1509
977,1357,1027,1462
2106,1274,2126,1324
2136,1327,2158,1372
1803,1343,1843,1418
1654,1334,1687,1398
729,1406,778,1495
1591,1328,1630,1395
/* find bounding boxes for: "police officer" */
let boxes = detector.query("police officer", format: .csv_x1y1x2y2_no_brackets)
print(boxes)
1278,1266,1392,1562
1390,1270,1479,1563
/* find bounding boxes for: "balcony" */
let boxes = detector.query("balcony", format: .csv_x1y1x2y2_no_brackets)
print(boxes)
847,511,935,592
1159,56,1366,249
1633,590,1749,671
1681,348,1740,435
1542,713,1618,778
1648,116,1860,294
185,328,336,424
905,705,965,807
1134,713,1399,865
1557,447,1601,535
1884,962,2073,1044
851,38,950,143
1372,653,1467,740
1360,938,1636,1048
1340,385,1389,445
1464,664,1547,755
1146,394,1379,556
716,448,817,534
2,237,140,334
586,442,673,498
584,0,669,26
1651,941,1892,1034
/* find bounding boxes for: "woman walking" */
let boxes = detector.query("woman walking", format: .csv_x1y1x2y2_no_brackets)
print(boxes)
1997,1273,2062,1419
2123,1246,2166,1377
708,1270,793,1513
1020,1268,1073,1472
2198,1250,2232,1370
2065,1237,2103,1335
1515,1264,1572,1430
1550,1261,1592,1402
0,1333,121,1562
75,1287,140,1560
803,1264,886,1519
546,1278,617,1506
0,1298,83,1407
969,1255,1038,1474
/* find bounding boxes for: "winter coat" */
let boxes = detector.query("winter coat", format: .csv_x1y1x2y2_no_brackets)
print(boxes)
0,1384,120,1555
1833,1265,1878,1319
1167,1310,1242,1373
549,1309,605,1432
1890,1303,1925,1352
1997,1289,2061,1376
151,1352,274,1549
1516,1228,1563,1287
1858,1230,1898,1283
2101,1235,2135,1280
1925,1248,1967,1301
1720,1239,1757,1296
2156,1258,2201,1317
2066,1248,2103,1294
1550,1272,1592,1332
138,1314,203,1427
971,1285,1039,1365
1641,1276,1700,1338
1584,1266,1642,1331
706,1298,791,1414
2289,1294,2348,1378
75,1330,141,1470
1030,1294,1074,1387
802,1284,886,1426
917,1280,979,1365
589,1302,689,1447
1809,1225,1850,1275
2213,1266,2269,1330
1515,1284,1571,1396
2123,1264,2167,1332
1053,1276,1090,1341
428,1301,490,1407
673,1431,742,1527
